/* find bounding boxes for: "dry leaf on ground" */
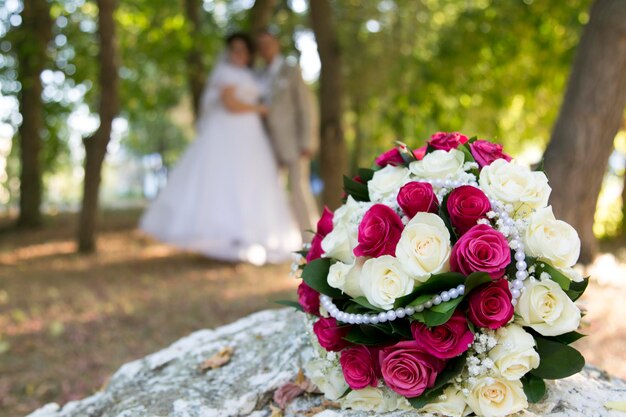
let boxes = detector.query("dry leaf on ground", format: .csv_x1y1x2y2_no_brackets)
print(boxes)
199,346,234,372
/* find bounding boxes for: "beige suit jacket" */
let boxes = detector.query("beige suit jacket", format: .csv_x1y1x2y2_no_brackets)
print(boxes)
265,61,318,165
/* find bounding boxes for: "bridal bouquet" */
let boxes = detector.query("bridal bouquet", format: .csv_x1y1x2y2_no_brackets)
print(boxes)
295,132,588,417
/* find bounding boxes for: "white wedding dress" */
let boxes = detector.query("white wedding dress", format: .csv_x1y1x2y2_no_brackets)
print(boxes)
140,61,302,265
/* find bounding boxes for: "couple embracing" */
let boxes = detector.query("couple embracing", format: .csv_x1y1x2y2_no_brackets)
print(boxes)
140,31,318,265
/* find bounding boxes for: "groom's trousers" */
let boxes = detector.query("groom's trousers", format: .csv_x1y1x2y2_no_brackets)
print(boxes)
283,157,319,242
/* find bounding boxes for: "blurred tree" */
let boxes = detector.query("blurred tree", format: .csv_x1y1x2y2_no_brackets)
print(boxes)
14,0,52,228
77,0,120,252
183,0,205,120
249,0,276,35
310,0,346,209
544,0,626,262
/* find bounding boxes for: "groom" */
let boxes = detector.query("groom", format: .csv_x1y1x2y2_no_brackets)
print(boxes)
257,30,319,239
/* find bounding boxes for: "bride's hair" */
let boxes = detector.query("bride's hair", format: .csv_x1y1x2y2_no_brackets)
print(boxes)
226,32,255,67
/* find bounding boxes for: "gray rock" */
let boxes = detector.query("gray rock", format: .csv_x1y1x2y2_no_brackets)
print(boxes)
26,309,626,417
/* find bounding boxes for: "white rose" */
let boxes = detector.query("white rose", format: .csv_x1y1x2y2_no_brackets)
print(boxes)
489,324,540,380
420,386,470,417
368,165,410,202
524,206,580,269
304,358,348,401
321,223,356,264
327,258,365,298
360,255,414,310
395,212,451,282
515,278,581,336
466,376,528,417
479,159,551,217
341,386,410,413
409,148,465,179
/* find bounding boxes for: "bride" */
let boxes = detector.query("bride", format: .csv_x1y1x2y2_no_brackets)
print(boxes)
140,33,302,265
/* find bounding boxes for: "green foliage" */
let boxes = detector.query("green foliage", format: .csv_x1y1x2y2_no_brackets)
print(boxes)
301,257,344,298
531,259,590,301
337,0,592,168
531,335,585,379
404,272,491,327
522,374,547,403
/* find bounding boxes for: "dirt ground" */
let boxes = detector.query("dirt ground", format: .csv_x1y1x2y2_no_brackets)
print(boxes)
0,210,625,417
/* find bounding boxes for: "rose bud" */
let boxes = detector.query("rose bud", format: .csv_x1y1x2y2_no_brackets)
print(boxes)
397,182,438,218
469,139,512,168
354,204,404,258
450,224,511,279
307,207,334,262
340,345,379,390
411,311,474,359
297,282,321,316
428,132,469,151
446,186,491,235
379,340,445,397
313,317,351,352
467,279,515,329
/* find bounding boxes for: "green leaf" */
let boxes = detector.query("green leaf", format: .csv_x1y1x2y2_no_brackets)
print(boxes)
551,331,586,344
344,325,393,346
352,296,383,312
357,168,375,182
533,261,589,301
567,277,589,302
408,354,466,409
535,262,571,291
530,335,585,379
464,272,492,294
389,320,413,339
414,297,464,326
438,194,458,243
302,258,344,298
275,300,304,312
459,142,476,164
522,374,546,403
343,175,370,202
395,272,466,308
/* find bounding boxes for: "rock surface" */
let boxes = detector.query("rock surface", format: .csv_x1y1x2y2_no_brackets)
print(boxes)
27,309,626,417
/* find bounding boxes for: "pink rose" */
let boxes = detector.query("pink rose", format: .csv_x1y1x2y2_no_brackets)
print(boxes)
414,145,427,161
307,207,334,262
379,341,445,397
375,146,428,167
297,282,320,316
467,279,514,329
411,311,474,359
375,148,406,167
469,140,512,168
340,345,379,390
428,132,469,151
354,204,404,258
313,317,351,352
397,182,439,218
446,186,491,235
450,224,511,279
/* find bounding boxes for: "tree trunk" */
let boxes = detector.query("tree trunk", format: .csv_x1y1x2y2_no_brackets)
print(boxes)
15,0,52,228
543,0,626,263
77,0,120,253
183,0,205,120
350,98,364,175
310,0,347,209
249,0,276,35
